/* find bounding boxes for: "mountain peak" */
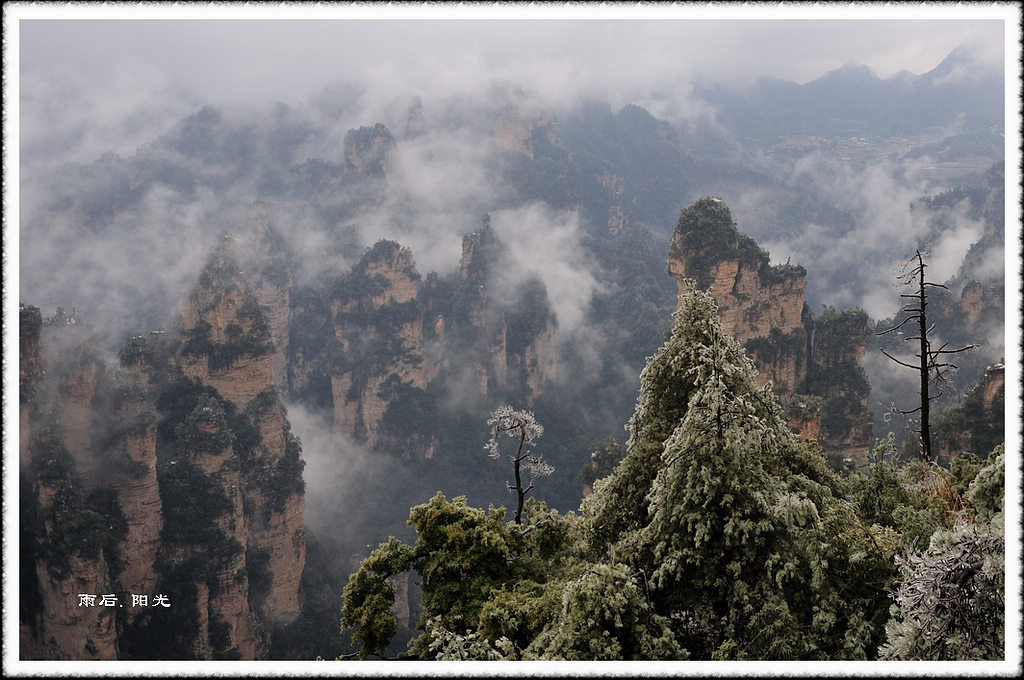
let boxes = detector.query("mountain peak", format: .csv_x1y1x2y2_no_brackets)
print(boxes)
921,41,1000,84
824,60,878,82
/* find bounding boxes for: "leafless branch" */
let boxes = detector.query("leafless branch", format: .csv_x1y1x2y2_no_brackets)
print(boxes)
880,348,919,370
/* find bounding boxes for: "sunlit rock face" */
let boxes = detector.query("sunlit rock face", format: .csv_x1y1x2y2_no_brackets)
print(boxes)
178,242,306,634
179,236,277,406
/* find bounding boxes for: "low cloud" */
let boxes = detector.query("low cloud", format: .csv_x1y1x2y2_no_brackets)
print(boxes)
925,213,985,284
757,152,940,320
19,178,220,347
286,401,414,565
20,59,200,172
369,125,506,276
489,203,606,337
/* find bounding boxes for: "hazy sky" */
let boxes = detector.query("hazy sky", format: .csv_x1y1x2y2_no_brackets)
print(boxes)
6,3,1018,321
10,3,1011,175
16,7,1007,106
6,2,1016,319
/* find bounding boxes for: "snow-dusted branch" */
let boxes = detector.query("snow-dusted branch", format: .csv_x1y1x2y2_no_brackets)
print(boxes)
485,405,553,525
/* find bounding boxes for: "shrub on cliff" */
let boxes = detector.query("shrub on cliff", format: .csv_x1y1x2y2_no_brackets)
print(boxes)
879,447,1005,660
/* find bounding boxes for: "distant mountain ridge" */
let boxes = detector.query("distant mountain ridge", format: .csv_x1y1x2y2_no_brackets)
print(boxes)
695,42,1003,141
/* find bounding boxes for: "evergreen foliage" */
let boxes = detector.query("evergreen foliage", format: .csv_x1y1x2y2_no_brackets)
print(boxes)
670,198,805,290
879,447,1005,660
30,433,116,578
966,445,1004,525
342,289,987,660
589,289,891,659
578,437,626,492
932,367,1005,463
340,537,415,659
179,297,275,373
804,306,872,443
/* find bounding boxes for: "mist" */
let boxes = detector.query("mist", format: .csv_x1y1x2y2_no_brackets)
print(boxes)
751,153,936,320
285,401,414,567
342,120,507,276
10,6,1015,605
489,203,604,337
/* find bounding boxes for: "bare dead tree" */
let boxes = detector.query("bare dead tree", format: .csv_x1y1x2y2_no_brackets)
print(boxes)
486,405,554,525
875,250,977,463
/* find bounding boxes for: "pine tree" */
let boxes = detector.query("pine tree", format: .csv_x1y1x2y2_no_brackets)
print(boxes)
583,287,893,659
341,287,897,660
582,288,737,555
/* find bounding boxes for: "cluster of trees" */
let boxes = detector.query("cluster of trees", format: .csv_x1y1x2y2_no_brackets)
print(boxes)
339,288,1005,660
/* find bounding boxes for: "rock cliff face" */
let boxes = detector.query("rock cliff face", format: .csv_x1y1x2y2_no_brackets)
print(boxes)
300,217,558,459
933,363,1005,463
170,392,262,659
344,123,396,179
19,239,306,660
598,172,629,235
241,203,293,391
53,340,107,490
524,321,558,396
20,309,134,660
177,241,306,634
444,217,558,400
19,306,43,468
981,365,1005,407
108,360,163,623
669,197,873,464
669,197,808,393
180,236,277,404
934,278,1005,343
329,240,429,451
804,308,874,467
30,550,119,660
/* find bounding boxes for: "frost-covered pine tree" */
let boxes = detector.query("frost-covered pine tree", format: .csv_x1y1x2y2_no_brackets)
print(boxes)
343,288,897,660
583,287,893,659
582,287,746,554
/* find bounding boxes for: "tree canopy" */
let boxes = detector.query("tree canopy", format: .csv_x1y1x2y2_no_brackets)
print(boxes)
339,288,1005,661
